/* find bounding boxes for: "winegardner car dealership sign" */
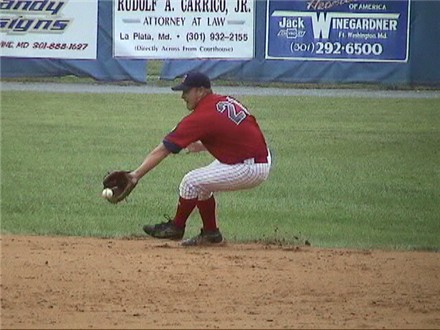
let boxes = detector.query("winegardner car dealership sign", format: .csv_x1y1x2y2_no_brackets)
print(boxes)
113,0,255,59
266,0,411,62
0,0,98,59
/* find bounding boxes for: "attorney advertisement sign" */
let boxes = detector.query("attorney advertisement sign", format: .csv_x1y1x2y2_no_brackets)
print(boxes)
113,0,255,59
266,0,411,62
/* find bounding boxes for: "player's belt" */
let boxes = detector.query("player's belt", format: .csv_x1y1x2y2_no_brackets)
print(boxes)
241,149,271,164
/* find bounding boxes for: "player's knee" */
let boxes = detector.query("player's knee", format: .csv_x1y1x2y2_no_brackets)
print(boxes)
179,173,199,199
197,191,212,200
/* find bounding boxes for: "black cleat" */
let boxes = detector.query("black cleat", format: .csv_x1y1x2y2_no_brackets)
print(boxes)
143,220,184,240
181,228,224,246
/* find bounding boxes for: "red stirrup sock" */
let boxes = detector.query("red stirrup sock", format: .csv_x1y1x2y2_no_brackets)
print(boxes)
173,197,197,229
197,195,217,232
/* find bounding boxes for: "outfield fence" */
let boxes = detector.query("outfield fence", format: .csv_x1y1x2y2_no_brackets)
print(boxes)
1,0,439,86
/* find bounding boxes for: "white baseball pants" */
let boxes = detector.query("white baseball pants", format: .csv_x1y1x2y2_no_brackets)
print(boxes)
179,152,272,200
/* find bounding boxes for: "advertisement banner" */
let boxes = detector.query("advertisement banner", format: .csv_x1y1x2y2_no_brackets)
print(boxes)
0,0,98,59
113,0,255,59
266,0,411,62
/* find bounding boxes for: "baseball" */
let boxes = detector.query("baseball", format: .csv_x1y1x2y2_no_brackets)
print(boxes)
102,188,113,199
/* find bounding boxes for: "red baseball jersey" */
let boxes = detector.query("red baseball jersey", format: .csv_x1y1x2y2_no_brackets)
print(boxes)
163,93,268,164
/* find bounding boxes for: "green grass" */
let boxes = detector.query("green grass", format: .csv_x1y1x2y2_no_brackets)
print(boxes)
1,91,439,250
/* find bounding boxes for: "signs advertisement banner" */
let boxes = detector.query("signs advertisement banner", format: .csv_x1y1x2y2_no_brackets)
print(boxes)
0,0,98,59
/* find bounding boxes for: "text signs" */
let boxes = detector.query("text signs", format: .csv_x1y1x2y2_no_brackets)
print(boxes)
113,0,255,59
266,0,411,62
0,0,98,59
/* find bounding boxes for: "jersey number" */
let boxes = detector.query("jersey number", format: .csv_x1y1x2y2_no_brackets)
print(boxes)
216,98,249,125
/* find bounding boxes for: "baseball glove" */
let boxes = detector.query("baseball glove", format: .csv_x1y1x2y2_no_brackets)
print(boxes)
102,170,137,204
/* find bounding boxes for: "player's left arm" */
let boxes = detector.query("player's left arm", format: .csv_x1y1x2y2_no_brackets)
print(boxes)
130,143,171,183
185,141,206,153
164,115,207,153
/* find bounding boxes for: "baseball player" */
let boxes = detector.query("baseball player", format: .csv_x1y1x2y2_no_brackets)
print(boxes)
129,72,271,246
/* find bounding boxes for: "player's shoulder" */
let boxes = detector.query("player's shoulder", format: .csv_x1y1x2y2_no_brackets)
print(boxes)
207,93,229,100
214,93,231,101
196,93,225,110
208,94,236,106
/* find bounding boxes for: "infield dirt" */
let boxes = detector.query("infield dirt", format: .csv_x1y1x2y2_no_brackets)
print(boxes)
1,235,439,329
